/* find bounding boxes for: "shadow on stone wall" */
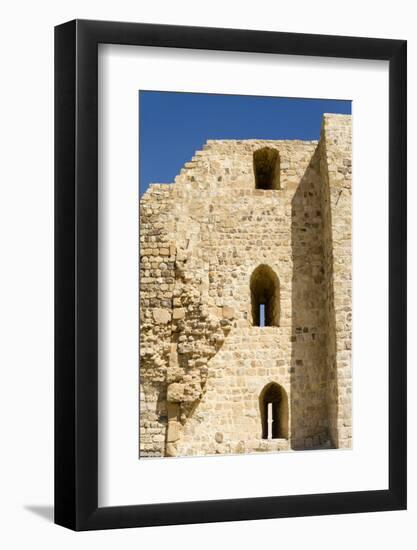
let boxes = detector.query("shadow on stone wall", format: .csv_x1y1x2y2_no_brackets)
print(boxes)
318,141,340,449
290,145,337,450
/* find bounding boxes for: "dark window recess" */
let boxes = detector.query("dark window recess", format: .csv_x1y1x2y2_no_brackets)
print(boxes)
260,383,288,439
250,265,280,327
253,147,280,190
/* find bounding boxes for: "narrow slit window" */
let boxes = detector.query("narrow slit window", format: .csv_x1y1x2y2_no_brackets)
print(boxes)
259,303,265,327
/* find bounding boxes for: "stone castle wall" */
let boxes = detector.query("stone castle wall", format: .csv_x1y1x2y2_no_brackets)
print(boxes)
139,113,352,457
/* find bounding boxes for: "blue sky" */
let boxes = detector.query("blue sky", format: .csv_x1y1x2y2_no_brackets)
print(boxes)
139,91,351,196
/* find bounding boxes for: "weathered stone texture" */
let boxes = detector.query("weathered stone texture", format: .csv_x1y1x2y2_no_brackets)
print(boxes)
139,113,352,458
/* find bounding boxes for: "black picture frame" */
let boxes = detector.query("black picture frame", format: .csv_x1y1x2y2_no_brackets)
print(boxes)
55,19,407,531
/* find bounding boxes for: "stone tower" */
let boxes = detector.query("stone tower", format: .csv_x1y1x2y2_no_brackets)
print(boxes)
139,113,352,458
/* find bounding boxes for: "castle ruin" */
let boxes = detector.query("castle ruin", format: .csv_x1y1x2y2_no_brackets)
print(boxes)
139,113,352,458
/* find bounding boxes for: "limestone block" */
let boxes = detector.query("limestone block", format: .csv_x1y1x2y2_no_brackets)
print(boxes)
165,443,177,457
167,402,179,421
167,383,185,402
222,306,235,320
172,307,186,320
167,421,181,442
152,308,171,324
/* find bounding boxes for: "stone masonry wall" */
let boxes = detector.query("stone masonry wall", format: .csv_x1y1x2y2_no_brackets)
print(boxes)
319,114,352,448
139,113,352,458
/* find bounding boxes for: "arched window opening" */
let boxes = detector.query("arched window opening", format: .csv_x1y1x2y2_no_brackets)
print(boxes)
253,147,280,190
250,265,280,327
260,383,288,439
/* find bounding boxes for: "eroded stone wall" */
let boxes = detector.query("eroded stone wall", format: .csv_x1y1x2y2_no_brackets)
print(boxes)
139,113,352,458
